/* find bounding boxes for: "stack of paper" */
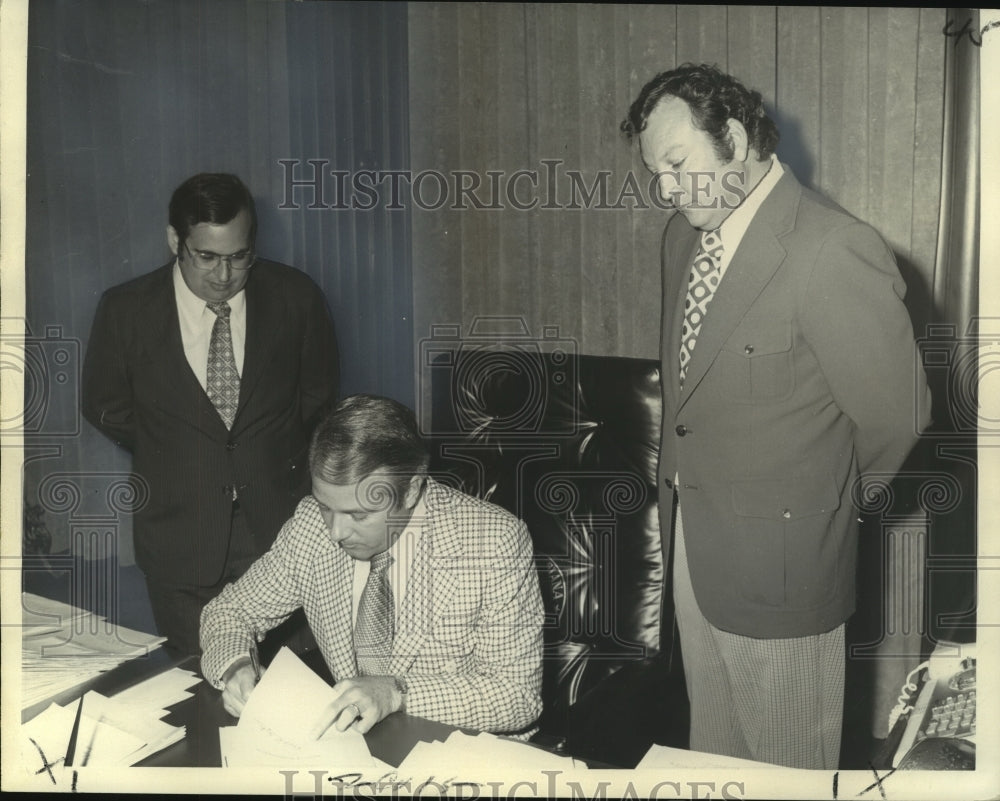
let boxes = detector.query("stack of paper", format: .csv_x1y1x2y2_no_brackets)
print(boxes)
20,593,166,709
637,743,813,771
397,730,584,779
219,647,375,768
20,688,186,770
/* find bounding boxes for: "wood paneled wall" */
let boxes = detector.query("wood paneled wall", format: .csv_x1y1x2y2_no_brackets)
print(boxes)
407,4,961,742
408,5,947,371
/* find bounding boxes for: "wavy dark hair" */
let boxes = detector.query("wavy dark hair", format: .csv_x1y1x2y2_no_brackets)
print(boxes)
621,63,779,161
168,172,258,247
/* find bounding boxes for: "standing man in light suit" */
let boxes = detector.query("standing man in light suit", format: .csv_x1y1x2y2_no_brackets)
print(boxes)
201,395,544,736
621,64,931,769
82,173,339,655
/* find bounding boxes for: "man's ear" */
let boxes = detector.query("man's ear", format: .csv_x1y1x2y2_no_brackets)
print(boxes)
726,118,750,163
403,474,424,510
167,225,180,257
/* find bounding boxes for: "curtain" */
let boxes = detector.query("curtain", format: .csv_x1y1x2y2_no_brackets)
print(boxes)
22,0,411,564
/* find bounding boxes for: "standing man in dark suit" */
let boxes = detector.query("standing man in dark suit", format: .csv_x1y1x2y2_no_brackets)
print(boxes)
621,65,931,769
82,173,339,655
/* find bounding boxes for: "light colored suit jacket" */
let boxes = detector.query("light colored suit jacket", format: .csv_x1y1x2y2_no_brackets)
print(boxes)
201,479,544,735
658,168,931,639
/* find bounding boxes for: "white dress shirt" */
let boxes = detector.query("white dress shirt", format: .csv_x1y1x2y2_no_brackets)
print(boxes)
713,153,783,280
172,263,246,388
350,494,426,626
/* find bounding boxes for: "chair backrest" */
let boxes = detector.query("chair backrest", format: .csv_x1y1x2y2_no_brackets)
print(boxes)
426,348,671,744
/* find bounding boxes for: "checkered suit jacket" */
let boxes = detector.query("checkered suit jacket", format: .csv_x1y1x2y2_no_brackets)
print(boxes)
201,478,544,735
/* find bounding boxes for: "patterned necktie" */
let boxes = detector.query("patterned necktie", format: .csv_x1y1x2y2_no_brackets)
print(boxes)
355,550,395,676
678,230,724,386
206,301,240,429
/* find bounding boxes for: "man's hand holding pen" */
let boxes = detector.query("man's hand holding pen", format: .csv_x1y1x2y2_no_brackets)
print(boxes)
220,646,262,718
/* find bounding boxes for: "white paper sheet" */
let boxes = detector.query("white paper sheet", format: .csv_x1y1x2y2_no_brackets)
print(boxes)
19,691,186,769
20,593,167,711
397,730,582,779
637,743,812,771
219,647,373,768
112,666,201,710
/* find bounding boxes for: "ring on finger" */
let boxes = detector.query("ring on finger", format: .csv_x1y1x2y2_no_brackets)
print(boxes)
346,703,361,720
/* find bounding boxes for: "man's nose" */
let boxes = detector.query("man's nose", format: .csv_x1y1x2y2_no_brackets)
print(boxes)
328,515,350,542
216,258,233,281
657,171,682,202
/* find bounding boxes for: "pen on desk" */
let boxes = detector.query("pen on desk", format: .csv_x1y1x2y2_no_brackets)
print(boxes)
64,695,84,768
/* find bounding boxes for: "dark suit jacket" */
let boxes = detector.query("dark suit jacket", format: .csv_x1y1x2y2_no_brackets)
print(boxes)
82,260,339,586
657,168,931,639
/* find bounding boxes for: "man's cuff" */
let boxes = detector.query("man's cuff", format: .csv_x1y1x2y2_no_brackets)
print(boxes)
214,654,252,690
392,675,408,714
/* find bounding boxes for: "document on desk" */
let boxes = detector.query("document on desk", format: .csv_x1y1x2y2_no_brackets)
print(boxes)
112,666,202,712
20,593,93,635
398,730,583,779
20,592,167,710
637,743,812,773
220,647,374,768
20,691,186,770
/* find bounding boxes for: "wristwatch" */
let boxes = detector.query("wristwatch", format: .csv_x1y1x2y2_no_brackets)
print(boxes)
393,675,408,713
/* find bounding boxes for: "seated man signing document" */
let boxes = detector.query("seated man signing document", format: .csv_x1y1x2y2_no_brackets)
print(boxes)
201,394,544,737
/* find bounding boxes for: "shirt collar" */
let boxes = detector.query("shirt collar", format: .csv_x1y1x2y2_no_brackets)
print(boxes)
716,154,783,251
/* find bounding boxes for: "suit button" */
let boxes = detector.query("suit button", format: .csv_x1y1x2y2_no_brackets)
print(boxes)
782,508,792,519
226,441,237,451
675,425,688,437
744,344,754,355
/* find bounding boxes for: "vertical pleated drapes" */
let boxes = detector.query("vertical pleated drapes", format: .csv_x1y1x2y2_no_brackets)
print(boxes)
23,0,411,561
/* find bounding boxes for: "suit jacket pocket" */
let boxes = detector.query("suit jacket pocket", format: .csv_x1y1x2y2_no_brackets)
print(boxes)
717,323,794,405
731,474,842,608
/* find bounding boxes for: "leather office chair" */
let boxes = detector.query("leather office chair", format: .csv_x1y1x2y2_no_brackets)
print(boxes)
427,347,689,766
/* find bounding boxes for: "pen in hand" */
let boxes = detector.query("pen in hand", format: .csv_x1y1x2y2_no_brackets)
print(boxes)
249,645,262,683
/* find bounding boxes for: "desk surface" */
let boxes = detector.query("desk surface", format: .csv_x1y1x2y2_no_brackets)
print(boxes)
23,644,492,769
144,674,470,769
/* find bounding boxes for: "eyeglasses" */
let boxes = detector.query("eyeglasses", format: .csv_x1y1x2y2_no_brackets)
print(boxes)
182,241,256,272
